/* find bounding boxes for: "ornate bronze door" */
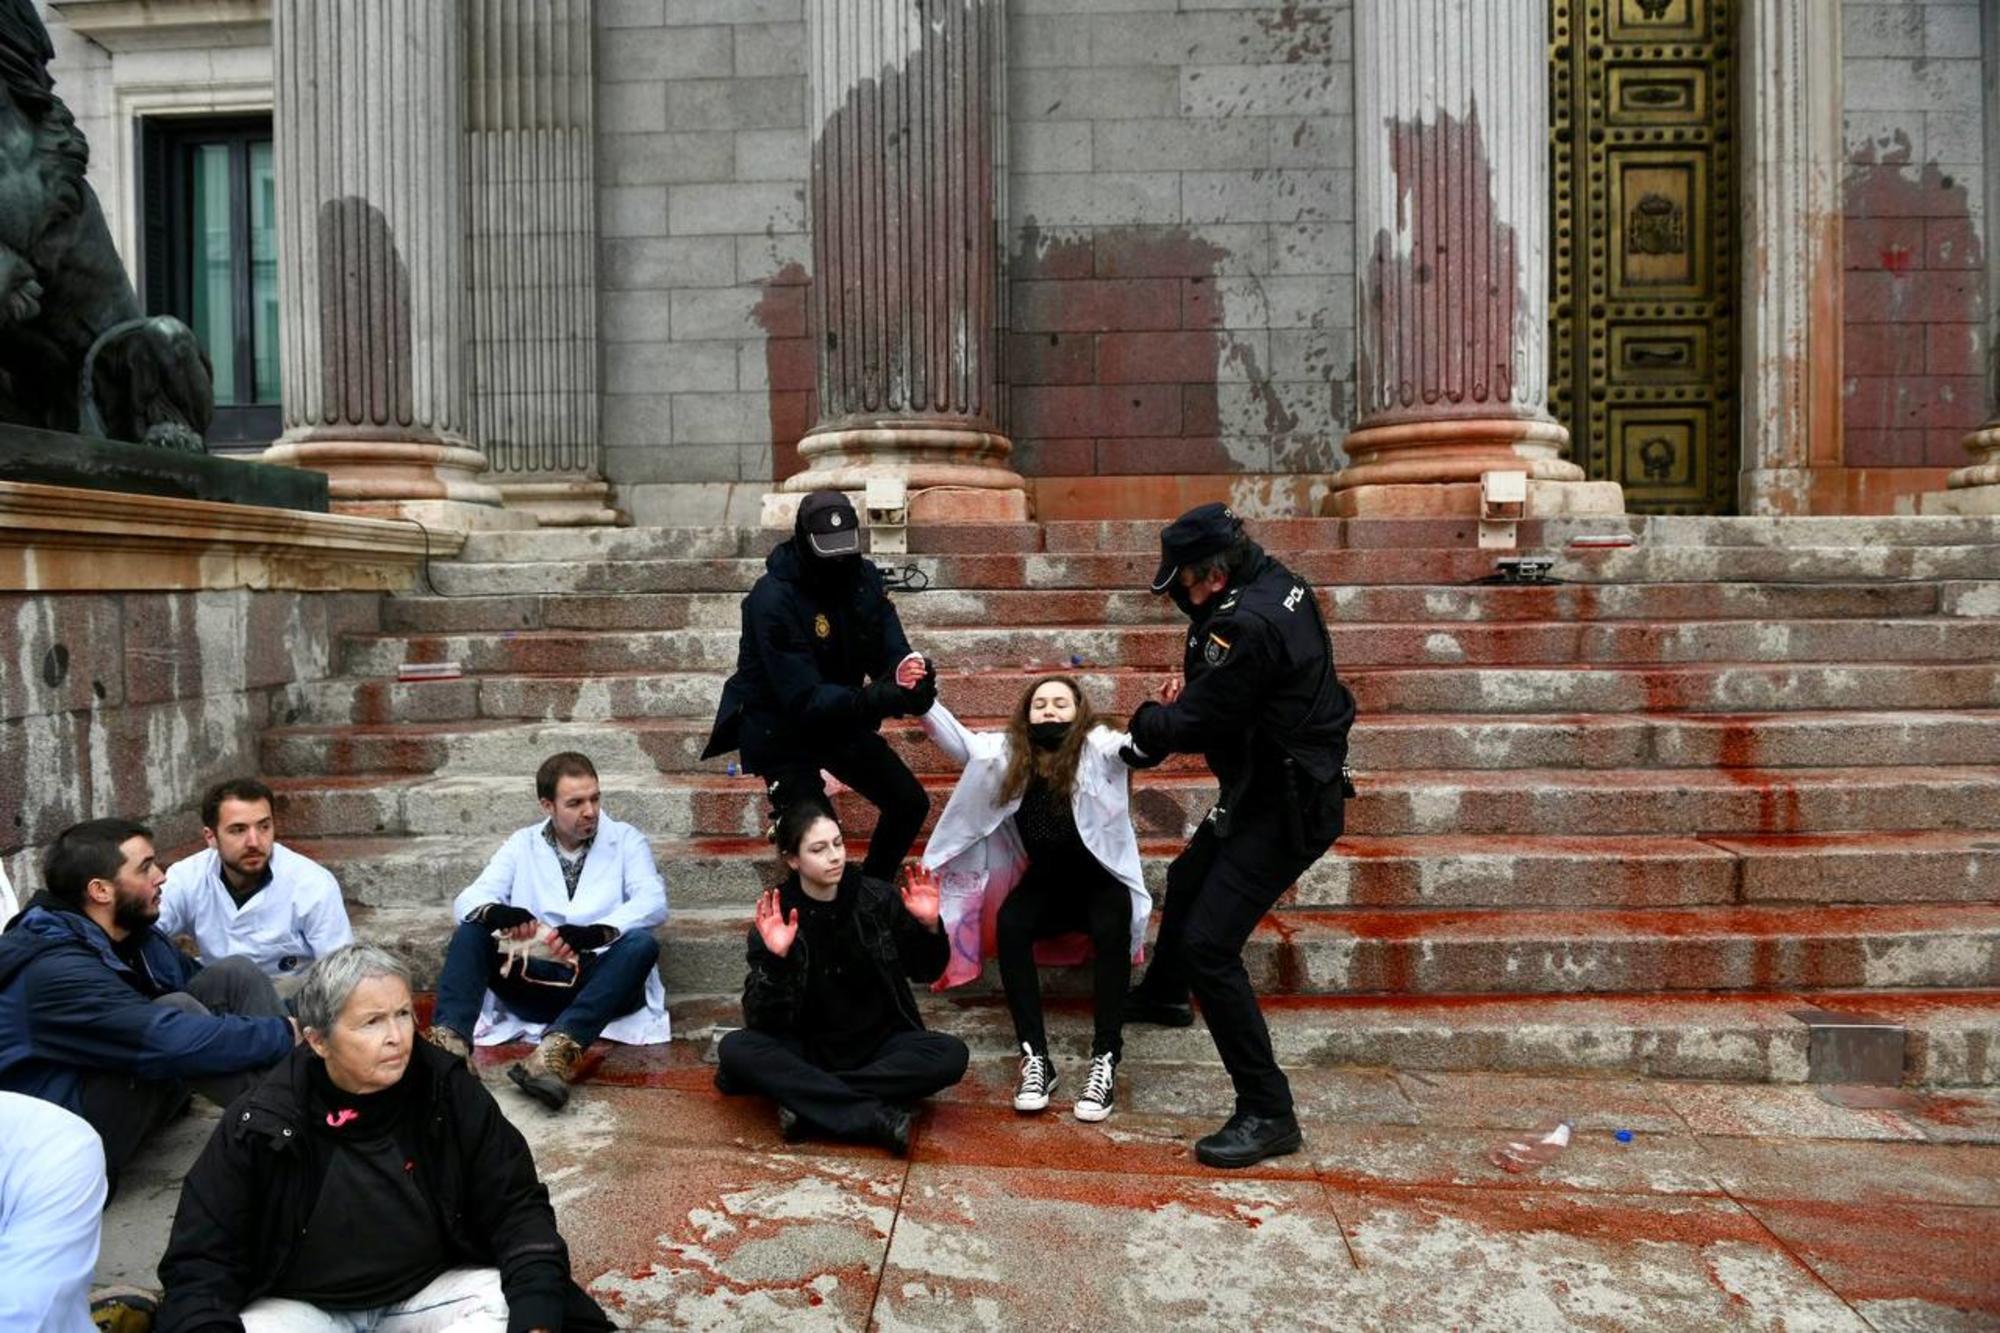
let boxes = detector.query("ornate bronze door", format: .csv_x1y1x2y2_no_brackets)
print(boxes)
1550,0,1737,513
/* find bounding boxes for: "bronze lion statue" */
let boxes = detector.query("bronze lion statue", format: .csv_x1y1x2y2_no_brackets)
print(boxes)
0,0,213,450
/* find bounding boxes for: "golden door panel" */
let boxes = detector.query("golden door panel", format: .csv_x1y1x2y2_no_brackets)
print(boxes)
1550,0,1736,514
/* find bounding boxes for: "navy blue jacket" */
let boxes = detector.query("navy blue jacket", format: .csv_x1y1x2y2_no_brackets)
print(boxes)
0,898,294,1113
702,538,915,765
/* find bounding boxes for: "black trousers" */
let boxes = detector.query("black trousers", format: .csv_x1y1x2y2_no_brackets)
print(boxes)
1134,780,1342,1118
78,956,288,1186
715,1027,968,1137
754,730,931,881
996,858,1132,1059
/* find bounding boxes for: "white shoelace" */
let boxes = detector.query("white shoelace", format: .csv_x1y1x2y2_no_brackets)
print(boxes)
1080,1053,1116,1106
1018,1047,1051,1097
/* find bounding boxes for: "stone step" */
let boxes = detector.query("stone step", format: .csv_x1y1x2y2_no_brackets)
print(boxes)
381,581,1987,634
290,830,2000,913
268,766,2000,841
1040,515,2000,552
340,616,2000,677
424,546,2000,596
354,901,2000,1000
271,661,2000,725
685,989,2000,1085
261,711,2000,779
445,515,2000,565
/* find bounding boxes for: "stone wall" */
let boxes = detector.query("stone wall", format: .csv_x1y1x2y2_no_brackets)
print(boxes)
591,0,1359,522
1840,0,1989,477
0,591,377,895
594,0,813,527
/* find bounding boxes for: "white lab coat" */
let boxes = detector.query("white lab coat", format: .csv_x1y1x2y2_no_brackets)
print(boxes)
919,699,1150,989
452,812,670,1045
158,842,354,980
0,1092,105,1333
0,859,15,924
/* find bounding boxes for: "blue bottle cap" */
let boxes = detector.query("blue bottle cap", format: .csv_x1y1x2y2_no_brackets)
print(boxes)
1613,1129,1634,1143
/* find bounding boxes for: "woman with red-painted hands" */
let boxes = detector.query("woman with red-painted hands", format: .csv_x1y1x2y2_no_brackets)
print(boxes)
713,805,967,1155
917,675,1150,1124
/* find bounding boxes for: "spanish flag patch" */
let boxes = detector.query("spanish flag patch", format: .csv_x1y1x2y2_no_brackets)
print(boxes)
1203,631,1232,665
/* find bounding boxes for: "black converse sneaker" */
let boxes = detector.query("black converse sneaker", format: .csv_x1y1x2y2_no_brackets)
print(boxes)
1012,1042,1056,1112
1074,1050,1118,1122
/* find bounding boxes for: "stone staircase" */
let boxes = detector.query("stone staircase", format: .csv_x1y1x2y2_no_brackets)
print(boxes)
261,516,2000,1086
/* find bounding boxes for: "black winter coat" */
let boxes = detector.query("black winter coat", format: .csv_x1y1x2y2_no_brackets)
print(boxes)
156,1042,614,1333
701,539,915,765
740,866,949,1037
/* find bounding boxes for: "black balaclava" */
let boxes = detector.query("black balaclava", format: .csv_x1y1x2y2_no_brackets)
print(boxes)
1168,578,1216,627
794,501,861,593
1027,720,1071,751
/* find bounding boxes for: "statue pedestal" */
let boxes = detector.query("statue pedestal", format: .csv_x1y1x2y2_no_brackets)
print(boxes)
0,424,327,511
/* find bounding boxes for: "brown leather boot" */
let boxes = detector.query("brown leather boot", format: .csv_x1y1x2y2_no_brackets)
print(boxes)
421,1025,471,1063
507,1031,583,1110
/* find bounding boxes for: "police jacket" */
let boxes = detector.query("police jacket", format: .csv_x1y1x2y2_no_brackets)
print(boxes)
1129,546,1356,793
702,538,916,763
739,866,949,1037
156,1042,613,1332
0,898,293,1116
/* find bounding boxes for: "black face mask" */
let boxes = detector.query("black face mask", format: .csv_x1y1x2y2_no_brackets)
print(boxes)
1167,581,1214,626
1027,720,1071,751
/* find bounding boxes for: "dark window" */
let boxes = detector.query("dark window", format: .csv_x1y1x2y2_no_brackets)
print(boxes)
140,115,280,450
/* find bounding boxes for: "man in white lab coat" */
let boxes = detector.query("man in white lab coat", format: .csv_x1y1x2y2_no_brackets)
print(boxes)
425,752,668,1111
0,1091,104,1332
158,777,353,995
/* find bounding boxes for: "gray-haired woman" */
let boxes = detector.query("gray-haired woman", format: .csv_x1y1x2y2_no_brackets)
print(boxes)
156,945,613,1333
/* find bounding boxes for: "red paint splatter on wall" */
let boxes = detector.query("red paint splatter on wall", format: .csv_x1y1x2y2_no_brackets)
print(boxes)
753,262,813,483
1363,107,1530,424
1842,132,1987,469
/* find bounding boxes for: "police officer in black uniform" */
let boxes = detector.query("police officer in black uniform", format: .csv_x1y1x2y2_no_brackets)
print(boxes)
1121,503,1355,1168
703,490,936,880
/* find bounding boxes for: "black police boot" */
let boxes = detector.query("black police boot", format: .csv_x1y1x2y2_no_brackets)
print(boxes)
1194,1110,1303,1169
868,1104,914,1157
1121,985,1195,1028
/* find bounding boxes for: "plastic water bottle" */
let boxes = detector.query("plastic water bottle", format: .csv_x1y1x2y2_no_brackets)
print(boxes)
1487,1119,1573,1174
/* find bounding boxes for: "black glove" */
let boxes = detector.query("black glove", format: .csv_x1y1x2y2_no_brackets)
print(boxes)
904,657,938,716
1118,741,1167,769
554,923,619,953
861,675,910,722
476,903,535,931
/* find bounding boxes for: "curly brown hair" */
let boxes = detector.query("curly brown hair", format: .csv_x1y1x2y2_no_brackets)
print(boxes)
997,674,1099,806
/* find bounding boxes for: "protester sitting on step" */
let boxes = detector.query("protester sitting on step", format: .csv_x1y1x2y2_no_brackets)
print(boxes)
423,752,667,1113
702,489,938,880
0,1090,106,1331
159,777,353,997
0,819,297,1187
919,675,1151,1123
713,803,968,1154
156,945,614,1333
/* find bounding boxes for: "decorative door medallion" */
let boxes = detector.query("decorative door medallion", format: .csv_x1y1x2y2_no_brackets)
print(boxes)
1551,0,1737,513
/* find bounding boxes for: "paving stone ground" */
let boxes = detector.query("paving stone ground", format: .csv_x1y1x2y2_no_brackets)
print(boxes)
96,1040,2000,1332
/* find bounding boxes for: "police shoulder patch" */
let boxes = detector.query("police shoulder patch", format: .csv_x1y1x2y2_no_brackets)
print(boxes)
813,612,831,640
1203,630,1232,665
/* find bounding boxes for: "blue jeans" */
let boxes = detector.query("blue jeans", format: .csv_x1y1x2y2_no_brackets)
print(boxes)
433,921,659,1046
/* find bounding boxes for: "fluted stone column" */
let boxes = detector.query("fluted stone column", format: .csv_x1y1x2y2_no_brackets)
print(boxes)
771,0,1026,524
1924,8,2000,516
264,0,527,532
469,0,618,527
1334,0,1621,518
1738,0,1844,516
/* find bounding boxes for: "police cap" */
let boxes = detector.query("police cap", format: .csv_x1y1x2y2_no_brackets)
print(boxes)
797,490,862,557
1150,502,1243,592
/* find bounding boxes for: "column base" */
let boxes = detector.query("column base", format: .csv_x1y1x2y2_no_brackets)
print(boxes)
1917,424,2000,515
497,479,628,528
1330,479,1627,518
1332,416,1591,489
262,437,530,532
769,424,1030,525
